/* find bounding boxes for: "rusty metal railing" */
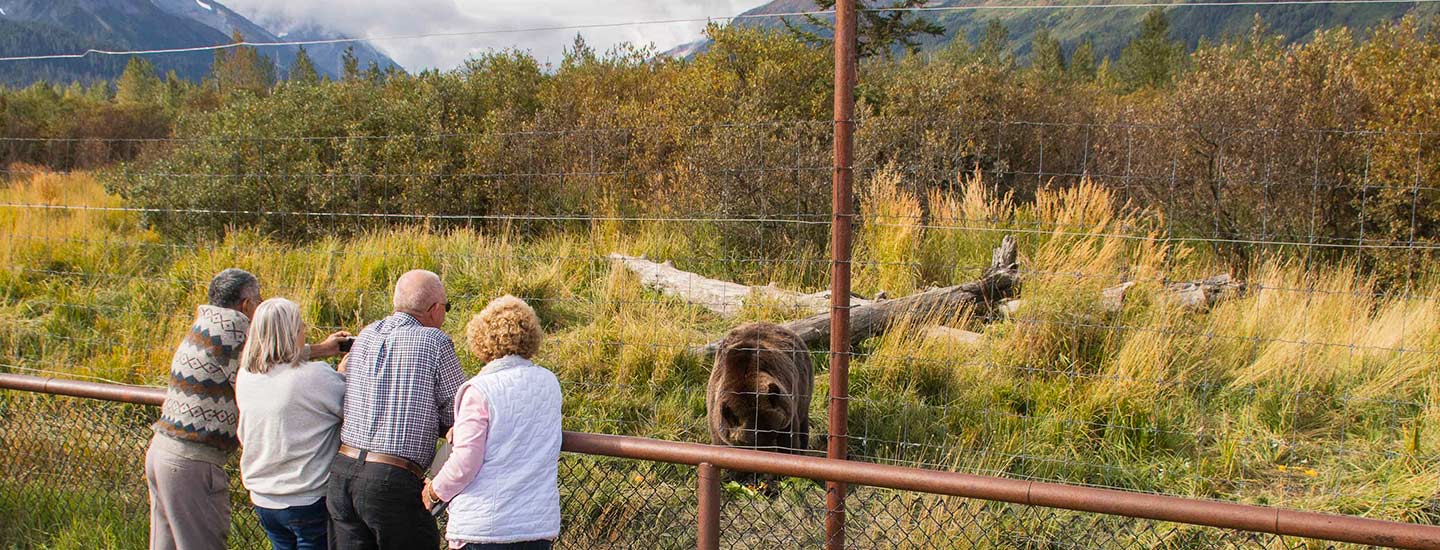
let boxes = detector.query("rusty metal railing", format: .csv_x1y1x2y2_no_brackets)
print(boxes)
3,372,1439,549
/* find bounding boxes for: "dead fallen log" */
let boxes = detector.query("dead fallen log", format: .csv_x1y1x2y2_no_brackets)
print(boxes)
698,236,1020,354
921,325,984,345
1165,274,1245,311
609,253,873,316
1001,274,1243,316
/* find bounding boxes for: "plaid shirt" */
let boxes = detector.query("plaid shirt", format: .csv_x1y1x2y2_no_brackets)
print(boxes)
340,312,466,469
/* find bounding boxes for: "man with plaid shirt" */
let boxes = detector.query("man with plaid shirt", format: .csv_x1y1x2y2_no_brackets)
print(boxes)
328,269,466,549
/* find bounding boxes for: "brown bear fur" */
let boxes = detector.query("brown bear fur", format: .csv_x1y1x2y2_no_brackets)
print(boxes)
707,322,813,454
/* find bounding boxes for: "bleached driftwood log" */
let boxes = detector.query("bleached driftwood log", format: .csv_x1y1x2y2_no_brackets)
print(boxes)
698,236,1021,354
1000,274,1243,316
922,325,985,345
1165,274,1245,311
609,254,872,316
630,233,1241,356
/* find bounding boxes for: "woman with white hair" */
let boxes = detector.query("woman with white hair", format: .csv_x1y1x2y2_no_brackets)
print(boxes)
235,298,348,550
423,295,562,550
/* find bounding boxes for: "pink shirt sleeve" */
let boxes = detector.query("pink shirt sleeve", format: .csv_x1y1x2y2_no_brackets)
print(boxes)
431,384,490,502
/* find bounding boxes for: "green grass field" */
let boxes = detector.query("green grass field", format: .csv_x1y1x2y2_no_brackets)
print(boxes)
0,168,1437,547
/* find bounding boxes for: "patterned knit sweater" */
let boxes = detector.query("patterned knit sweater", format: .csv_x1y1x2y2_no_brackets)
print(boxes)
151,304,250,465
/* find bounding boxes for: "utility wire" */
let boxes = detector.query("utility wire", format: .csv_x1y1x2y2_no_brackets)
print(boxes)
1,0,1438,62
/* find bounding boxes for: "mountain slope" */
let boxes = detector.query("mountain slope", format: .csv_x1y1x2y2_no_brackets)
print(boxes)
266,24,402,79
0,0,232,85
148,0,401,79
696,0,1439,59
0,0,403,87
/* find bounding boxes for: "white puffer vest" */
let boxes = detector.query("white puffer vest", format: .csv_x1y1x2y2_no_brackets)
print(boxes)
445,355,563,544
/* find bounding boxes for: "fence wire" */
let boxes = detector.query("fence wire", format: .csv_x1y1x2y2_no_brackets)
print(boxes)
2,110,1439,546
1,388,1402,549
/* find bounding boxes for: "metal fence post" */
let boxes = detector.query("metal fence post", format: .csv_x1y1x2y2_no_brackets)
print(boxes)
826,1,858,549
698,462,721,550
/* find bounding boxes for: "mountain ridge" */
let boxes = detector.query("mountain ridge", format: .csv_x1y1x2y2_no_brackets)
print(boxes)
672,0,1439,59
0,0,403,87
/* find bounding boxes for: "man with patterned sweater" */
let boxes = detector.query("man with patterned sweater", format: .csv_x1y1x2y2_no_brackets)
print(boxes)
144,268,350,550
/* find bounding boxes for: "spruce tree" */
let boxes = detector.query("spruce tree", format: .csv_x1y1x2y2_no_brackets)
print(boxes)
341,46,361,81
784,0,944,59
1069,38,1098,82
1117,8,1185,90
1030,28,1065,79
288,47,321,85
977,18,1011,67
210,31,275,96
116,56,162,104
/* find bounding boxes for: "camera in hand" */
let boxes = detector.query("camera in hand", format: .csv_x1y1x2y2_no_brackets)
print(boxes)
337,337,354,353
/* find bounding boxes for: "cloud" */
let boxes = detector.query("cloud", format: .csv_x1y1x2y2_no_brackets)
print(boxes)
219,0,770,71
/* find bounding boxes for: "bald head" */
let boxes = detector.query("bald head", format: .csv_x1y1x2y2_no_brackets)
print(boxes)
393,270,446,319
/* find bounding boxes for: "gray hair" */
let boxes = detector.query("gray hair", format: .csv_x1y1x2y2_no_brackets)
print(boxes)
240,298,304,374
393,270,445,314
208,268,259,309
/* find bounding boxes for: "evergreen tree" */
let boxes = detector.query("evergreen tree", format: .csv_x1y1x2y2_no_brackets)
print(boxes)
82,81,111,102
1030,28,1065,79
1097,57,1119,89
1117,8,1185,90
210,31,275,96
116,56,162,105
936,34,973,65
341,46,361,81
1069,38,1098,81
63,81,86,100
785,0,944,59
364,61,383,82
288,47,321,85
163,70,189,109
977,18,1011,66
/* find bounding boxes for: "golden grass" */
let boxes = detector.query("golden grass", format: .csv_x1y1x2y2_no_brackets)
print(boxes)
2,168,1438,525
856,165,923,296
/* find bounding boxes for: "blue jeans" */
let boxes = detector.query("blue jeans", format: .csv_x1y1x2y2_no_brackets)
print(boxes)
254,498,328,550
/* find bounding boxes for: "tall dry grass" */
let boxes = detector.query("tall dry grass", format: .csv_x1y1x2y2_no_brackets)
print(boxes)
0,168,1437,535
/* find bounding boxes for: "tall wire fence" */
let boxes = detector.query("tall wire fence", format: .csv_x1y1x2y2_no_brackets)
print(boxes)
2,112,1437,545
2,7,1440,544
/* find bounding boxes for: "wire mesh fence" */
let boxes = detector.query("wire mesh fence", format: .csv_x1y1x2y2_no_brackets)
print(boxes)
3,9,1440,541
3,386,1412,549
1,112,1439,537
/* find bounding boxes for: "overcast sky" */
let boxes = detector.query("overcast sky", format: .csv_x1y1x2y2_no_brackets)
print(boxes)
220,0,771,72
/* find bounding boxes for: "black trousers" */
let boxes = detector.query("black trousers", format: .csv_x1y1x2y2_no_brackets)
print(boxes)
326,454,439,550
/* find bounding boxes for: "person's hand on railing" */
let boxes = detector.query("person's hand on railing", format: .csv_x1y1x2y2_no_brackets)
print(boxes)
421,478,440,510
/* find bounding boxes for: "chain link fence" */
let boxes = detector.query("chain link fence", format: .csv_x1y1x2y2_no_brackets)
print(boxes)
2,386,1409,549
2,5,1440,547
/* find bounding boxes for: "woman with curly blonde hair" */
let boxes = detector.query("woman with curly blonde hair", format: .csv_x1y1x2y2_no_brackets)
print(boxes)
423,295,562,550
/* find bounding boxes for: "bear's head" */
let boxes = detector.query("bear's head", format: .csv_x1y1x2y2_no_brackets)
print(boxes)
714,366,795,449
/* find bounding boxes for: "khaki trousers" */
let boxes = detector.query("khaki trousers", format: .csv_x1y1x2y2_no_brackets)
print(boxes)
145,441,230,550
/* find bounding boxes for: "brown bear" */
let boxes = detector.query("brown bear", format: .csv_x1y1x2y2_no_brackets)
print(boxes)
707,322,813,454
